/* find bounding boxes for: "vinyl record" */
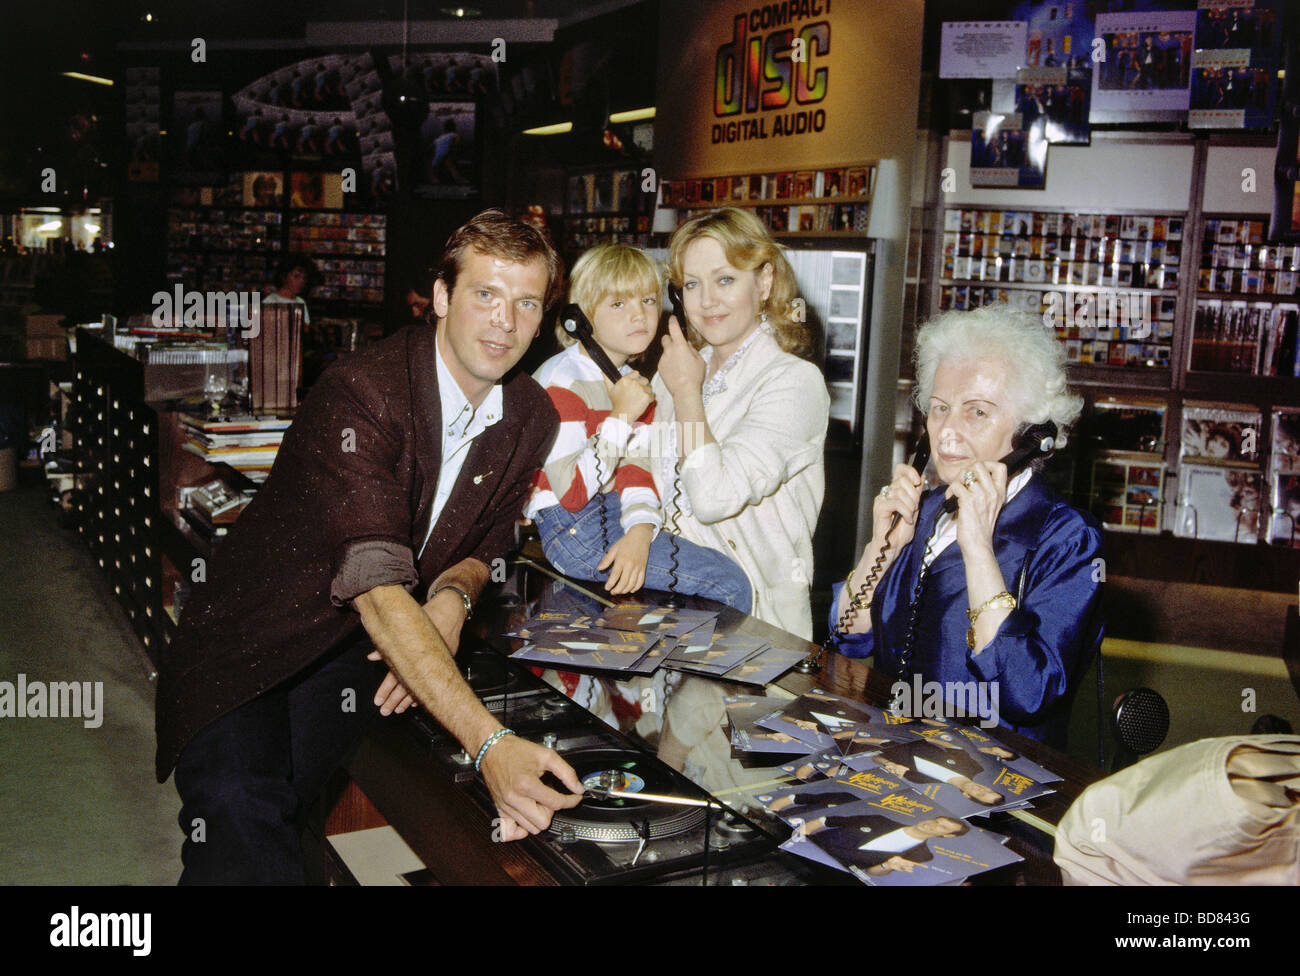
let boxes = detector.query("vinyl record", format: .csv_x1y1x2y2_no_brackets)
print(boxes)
553,749,706,839
569,749,675,811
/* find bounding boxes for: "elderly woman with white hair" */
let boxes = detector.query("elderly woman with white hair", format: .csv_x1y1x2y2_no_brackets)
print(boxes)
828,306,1104,747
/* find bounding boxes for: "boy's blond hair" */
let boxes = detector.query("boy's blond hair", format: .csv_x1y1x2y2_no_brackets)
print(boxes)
557,243,662,346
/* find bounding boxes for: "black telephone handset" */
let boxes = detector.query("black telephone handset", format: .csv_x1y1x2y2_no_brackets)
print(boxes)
885,432,932,536
560,303,623,384
908,431,932,479
667,282,686,327
941,421,1058,514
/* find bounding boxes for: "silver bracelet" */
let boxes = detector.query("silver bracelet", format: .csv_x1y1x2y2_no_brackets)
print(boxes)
474,728,514,773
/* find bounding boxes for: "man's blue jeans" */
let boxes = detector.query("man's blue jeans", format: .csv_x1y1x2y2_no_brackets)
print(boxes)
533,494,753,614
173,630,385,884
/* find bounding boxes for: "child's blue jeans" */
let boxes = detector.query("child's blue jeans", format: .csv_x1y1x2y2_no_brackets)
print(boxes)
533,494,753,614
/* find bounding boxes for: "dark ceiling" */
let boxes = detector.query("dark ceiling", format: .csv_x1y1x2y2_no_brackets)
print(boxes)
2,0,632,68
0,0,645,199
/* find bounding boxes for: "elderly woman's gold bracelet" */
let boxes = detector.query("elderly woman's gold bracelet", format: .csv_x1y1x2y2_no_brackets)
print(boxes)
965,591,1017,649
845,569,872,610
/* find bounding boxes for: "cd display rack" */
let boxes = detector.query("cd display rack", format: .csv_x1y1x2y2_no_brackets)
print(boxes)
661,163,877,239
937,206,1183,370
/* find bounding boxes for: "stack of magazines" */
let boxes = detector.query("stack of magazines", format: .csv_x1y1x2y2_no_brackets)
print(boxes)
181,415,290,484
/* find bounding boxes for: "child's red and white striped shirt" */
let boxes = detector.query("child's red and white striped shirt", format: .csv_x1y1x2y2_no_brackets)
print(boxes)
523,343,660,535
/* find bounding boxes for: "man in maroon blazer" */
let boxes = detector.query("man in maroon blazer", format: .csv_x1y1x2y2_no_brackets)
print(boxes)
156,210,584,883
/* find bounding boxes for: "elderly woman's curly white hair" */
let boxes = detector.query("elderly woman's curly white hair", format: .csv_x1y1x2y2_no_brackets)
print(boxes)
913,305,1082,448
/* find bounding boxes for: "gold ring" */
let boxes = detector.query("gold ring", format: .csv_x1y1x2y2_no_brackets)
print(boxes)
961,469,976,489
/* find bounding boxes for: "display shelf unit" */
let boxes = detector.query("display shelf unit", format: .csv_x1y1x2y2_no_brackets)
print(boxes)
1188,213,1300,378
559,164,655,259
661,162,877,239
166,207,283,295
917,136,1300,583
69,331,169,658
937,205,1183,370
287,211,387,305
68,330,273,660
165,205,388,312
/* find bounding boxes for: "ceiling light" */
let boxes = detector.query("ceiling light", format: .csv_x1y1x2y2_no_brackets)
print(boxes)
523,122,573,135
61,72,113,87
609,107,656,123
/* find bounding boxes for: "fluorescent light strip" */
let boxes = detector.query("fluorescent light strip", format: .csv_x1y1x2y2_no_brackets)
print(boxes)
61,72,114,87
608,107,655,123
522,121,572,136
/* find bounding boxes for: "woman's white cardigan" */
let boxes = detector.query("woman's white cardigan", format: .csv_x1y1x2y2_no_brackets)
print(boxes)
650,330,830,639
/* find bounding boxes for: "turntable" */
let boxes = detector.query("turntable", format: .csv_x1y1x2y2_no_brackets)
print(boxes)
402,642,841,885
558,751,708,843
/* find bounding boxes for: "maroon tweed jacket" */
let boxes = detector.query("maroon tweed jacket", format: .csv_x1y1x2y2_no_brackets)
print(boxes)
155,324,559,780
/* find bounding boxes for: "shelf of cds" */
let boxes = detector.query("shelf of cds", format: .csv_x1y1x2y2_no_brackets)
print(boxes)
166,207,283,294
1190,214,1300,377
937,206,1183,370
561,167,655,256
287,211,387,305
660,163,876,238
166,207,388,308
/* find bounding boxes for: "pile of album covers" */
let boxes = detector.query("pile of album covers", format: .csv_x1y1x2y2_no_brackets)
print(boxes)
503,601,804,685
727,687,1063,886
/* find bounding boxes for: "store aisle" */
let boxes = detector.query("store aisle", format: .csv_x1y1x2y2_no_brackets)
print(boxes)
0,487,181,884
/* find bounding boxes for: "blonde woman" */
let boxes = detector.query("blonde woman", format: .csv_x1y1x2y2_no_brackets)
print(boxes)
653,207,829,640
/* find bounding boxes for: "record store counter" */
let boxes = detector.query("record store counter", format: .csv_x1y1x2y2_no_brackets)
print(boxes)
332,573,1102,886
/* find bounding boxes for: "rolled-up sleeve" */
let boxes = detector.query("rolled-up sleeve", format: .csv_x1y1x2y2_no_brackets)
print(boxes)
331,540,418,606
681,359,829,525
969,508,1104,725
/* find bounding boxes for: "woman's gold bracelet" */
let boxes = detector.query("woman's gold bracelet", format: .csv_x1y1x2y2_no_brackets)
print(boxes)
845,569,872,610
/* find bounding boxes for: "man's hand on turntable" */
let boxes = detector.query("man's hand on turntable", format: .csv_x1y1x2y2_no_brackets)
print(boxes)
366,585,471,715
480,735,584,840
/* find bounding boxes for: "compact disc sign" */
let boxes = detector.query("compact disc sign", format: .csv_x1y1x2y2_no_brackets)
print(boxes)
711,6,831,146
654,0,923,178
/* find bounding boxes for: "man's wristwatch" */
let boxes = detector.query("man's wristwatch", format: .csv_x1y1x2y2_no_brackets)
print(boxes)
433,584,473,618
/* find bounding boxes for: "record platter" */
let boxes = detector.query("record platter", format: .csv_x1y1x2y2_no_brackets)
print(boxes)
402,640,837,885
552,750,708,843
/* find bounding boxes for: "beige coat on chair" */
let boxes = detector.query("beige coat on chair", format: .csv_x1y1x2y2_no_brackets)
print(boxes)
1053,735,1300,885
